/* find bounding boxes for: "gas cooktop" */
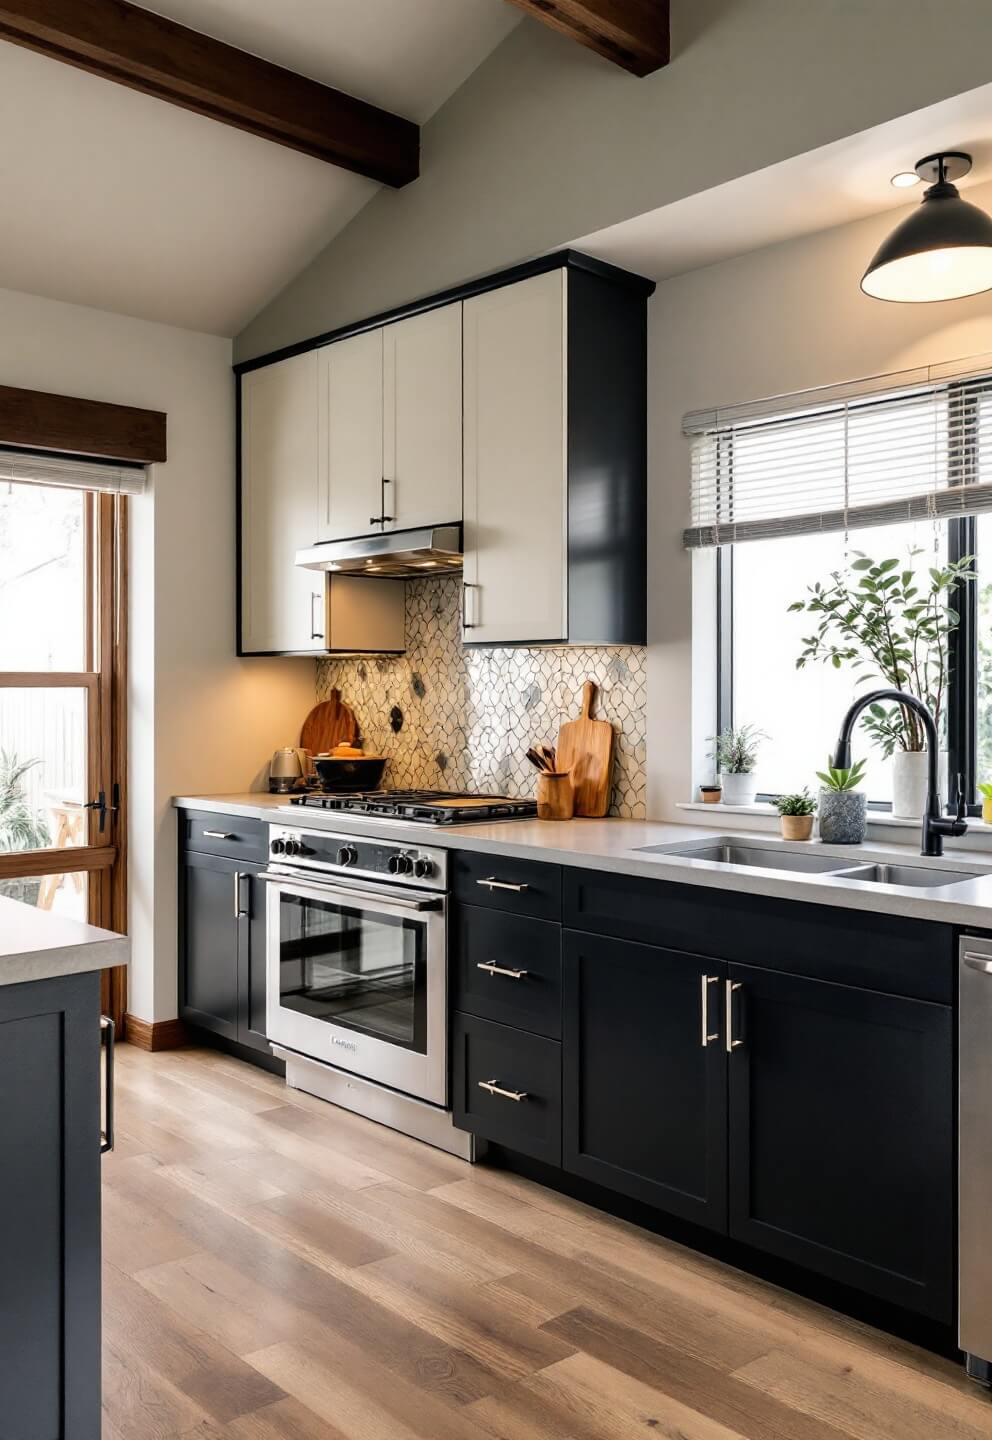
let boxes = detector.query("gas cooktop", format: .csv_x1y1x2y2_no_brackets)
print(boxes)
287,788,538,826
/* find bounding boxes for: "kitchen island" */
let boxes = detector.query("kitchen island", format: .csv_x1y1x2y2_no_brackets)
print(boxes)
0,897,127,1440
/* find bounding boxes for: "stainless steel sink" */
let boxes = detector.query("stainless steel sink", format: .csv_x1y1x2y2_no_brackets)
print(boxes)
831,862,976,889
638,839,851,874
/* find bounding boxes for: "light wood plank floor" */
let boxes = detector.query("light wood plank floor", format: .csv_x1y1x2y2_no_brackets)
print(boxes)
102,1044,991,1439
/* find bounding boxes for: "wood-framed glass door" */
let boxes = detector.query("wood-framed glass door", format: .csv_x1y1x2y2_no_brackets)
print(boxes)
0,486,127,1023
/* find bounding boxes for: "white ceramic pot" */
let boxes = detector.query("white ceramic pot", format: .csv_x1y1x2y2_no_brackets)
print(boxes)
720,771,758,806
892,750,929,819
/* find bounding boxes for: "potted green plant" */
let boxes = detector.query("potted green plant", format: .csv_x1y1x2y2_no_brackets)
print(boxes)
0,750,51,907
774,789,817,841
791,550,974,819
709,724,765,805
816,758,868,844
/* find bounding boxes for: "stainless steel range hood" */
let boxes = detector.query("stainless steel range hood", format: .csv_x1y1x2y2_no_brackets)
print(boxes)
295,525,462,579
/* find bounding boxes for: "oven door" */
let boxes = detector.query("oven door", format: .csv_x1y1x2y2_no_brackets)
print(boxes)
264,871,447,1105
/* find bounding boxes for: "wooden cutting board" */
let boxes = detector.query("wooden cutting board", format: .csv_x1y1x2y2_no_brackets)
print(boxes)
300,689,358,756
557,681,615,817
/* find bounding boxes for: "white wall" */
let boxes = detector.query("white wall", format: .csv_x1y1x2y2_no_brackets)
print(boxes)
649,178,992,819
237,0,992,362
0,287,314,1022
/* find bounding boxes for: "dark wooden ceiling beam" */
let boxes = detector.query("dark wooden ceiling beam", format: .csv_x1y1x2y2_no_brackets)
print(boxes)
0,385,166,463
506,0,669,76
0,0,419,186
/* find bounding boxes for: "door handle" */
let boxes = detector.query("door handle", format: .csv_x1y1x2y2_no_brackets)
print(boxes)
478,1078,528,1102
234,872,248,920
725,980,744,1052
700,974,720,1046
100,1016,115,1154
310,591,324,641
477,961,529,980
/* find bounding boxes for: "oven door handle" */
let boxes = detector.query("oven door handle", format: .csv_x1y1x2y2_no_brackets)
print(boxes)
259,870,442,913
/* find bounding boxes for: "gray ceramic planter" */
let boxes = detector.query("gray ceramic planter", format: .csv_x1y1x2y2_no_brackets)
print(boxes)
818,789,867,844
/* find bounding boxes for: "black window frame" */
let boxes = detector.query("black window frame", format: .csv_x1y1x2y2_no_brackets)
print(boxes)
714,382,984,816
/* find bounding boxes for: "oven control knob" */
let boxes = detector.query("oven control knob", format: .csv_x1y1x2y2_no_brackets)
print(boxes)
414,857,434,879
284,839,298,857
271,838,286,856
388,852,413,875
337,845,358,867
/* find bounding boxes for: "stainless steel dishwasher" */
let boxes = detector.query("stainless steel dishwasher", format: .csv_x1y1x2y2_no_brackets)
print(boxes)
960,935,992,1386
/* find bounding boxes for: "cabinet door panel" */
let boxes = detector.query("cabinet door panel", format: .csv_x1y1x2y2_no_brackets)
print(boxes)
241,351,322,654
728,964,953,1320
463,270,567,644
384,304,462,530
563,931,728,1230
180,851,241,1041
319,329,384,540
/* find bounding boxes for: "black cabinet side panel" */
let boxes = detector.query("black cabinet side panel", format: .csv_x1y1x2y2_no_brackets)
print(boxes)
567,268,647,646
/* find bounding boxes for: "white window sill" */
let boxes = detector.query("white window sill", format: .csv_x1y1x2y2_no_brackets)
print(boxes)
677,800,992,846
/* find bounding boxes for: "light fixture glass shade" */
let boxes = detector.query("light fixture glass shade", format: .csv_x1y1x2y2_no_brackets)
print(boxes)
862,181,992,302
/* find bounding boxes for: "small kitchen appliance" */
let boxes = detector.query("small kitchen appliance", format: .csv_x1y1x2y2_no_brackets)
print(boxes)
268,747,304,794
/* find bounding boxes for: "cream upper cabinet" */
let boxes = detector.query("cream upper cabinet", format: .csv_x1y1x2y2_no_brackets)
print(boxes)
318,328,384,541
383,304,462,530
462,270,567,644
240,350,324,655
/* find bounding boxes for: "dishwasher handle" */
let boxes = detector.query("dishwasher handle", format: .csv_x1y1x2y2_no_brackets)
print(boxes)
962,951,992,975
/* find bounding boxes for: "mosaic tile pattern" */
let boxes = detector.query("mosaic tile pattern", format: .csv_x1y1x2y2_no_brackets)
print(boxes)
316,576,646,817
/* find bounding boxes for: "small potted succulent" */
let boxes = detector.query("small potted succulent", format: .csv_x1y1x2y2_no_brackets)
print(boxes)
816,757,868,844
774,789,817,841
710,724,765,806
979,782,992,824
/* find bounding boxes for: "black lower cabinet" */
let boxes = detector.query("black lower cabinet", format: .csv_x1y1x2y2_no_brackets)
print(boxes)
562,931,728,1231
0,972,102,1439
452,1012,561,1164
727,963,953,1321
180,848,270,1055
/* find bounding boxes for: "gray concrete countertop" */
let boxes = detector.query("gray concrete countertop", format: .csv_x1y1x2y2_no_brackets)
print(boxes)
0,896,129,987
173,792,992,930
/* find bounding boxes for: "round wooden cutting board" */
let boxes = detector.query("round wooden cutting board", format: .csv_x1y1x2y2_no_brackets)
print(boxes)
300,689,359,755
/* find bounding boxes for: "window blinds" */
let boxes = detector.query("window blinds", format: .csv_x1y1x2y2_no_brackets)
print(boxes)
683,355,992,549
0,447,147,496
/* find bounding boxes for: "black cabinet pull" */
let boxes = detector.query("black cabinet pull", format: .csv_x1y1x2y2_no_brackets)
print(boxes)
100,1016,115,1154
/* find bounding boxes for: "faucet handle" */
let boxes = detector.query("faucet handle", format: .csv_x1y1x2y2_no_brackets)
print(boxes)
955,773,967,824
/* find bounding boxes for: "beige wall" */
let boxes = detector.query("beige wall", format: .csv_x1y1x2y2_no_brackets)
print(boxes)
648,178,992,819
237,0,992,363
0,286,314,1022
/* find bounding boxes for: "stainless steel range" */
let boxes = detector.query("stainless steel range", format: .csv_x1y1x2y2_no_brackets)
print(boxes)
263,822,473,1156
287,788,537,825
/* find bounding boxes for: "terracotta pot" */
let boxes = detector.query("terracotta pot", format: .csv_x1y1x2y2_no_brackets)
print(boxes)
780,814,814,841
699,786,722,805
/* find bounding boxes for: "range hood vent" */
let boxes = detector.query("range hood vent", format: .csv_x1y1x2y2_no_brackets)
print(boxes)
295,525,462,579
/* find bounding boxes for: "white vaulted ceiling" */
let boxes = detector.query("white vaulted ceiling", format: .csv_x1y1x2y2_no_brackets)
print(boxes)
0,0,520,335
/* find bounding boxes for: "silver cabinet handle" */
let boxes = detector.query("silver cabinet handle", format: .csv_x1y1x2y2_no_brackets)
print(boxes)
700,974,720,1047
310,591,324,641
478,1078,528,1102
725,980,743,1052
234,872,248,920
202,829,233,839
963,951,992,974
463,581,479,630
477,961,529,980
100,1016,115,1155
477,877,529,893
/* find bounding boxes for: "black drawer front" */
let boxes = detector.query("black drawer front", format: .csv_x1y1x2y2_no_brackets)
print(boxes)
453,904,561,1039
452,850,561,921
563,868,954,1004
452,1013,561,1165
182,810,268,863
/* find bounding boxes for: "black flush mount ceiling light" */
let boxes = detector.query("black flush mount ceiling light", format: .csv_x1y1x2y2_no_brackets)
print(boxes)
862,151,992,302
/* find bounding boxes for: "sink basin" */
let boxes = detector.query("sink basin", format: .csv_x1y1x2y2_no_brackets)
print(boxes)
638,839,851,875
831,862,976,890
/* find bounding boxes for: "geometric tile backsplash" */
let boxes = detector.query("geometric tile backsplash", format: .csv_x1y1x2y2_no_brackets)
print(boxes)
316,575,647,817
